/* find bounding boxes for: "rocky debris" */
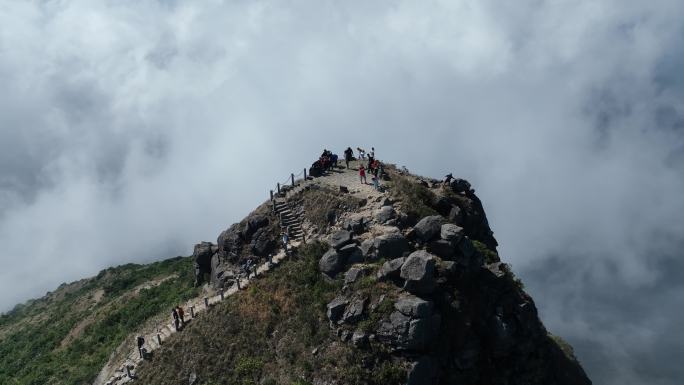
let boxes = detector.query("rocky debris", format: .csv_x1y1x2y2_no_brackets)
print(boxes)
400,251,436,294
341,298,367,324
381,197,392,206
344,266,369,285
450,178,472,194
377,257,406,282
319,249,346,277
326,296,349,323
338,244,364,265
330,230,354,250
413,215,445,242
373,233,410,260
375,205,396,224
451,237,481,268
339,185,349,193
394,295,434,318
440,223,464,243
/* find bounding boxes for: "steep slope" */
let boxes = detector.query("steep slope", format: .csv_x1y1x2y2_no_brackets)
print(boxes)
0,257,198,385
132,161,592,385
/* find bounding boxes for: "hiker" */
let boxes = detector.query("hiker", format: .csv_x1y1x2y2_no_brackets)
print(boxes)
443,173,453,186
344,147,353,168
176,306,185,326
282,231,290,255
137,336,145,359
367,148,374,171
372,159,380,177
331,153,338,169
172,308,180,331
372,175,380,191
359,165,367,184
357,147,365,160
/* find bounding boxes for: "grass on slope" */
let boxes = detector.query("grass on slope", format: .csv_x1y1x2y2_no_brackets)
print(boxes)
135,242,406,385
0,257,199,385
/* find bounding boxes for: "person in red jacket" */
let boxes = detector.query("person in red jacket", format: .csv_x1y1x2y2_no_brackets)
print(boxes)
359,165,367,184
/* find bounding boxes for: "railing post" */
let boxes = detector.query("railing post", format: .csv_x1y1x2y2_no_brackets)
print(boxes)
291,173,295,187
156,332,162,345
220,287,224,300
190,306,195,318
304,168,307,180
126,365,133,378
253,265,257,278
277,183,280,195
270,190,273,201
237,278,241,290
204,297,209,308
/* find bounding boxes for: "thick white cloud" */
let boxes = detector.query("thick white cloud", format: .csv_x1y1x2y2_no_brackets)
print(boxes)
1,1,683,383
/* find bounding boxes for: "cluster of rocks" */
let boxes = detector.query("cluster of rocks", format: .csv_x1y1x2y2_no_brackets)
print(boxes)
315,179,590,385
193,211,277,287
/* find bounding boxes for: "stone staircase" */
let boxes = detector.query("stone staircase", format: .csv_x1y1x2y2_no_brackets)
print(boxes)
102,240,301,385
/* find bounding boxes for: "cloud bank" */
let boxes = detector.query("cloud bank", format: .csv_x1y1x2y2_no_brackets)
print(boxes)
1,1,683,383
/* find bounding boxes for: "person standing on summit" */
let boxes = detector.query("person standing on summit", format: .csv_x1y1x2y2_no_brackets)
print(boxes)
359,165,367,184
344,147,353,169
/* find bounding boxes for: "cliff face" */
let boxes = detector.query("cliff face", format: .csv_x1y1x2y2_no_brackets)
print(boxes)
154,163,591,385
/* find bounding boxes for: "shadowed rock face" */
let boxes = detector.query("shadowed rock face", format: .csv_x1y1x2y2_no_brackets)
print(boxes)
320,173,591,385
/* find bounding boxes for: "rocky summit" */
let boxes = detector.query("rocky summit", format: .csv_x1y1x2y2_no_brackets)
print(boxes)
0,159,591,385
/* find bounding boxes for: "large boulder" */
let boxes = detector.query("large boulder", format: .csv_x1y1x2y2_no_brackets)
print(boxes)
427,240,455,259
250,228,275,256
330,230,354,250
360,239,375,258
341,297,367,324
395,295,434,319
377,257,406,282
344,266,369,285
413,216,445,242
440,223,464,243
243,215,269,240
376,311,440,351
193,242,215,286
217,226,242,261
375,206,396,224
450,178,472,194
338,244,364,264
400,251,436,294
319,249,346,277
373,233,410,260
343,217,367,235
326,296,348,323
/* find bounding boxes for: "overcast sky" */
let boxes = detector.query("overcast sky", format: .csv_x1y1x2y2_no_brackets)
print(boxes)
1,1,683,384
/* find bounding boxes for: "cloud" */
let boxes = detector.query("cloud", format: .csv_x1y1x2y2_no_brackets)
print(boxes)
1,1,683,383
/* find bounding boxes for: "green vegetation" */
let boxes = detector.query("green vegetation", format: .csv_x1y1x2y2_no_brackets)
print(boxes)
549,333,579,362
386,172,437,220
0,257,199,385
472,239,500,264
301,187,363,230
135,242,404,385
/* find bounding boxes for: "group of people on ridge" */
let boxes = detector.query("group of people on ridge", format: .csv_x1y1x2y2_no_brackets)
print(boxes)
348,146,382,190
